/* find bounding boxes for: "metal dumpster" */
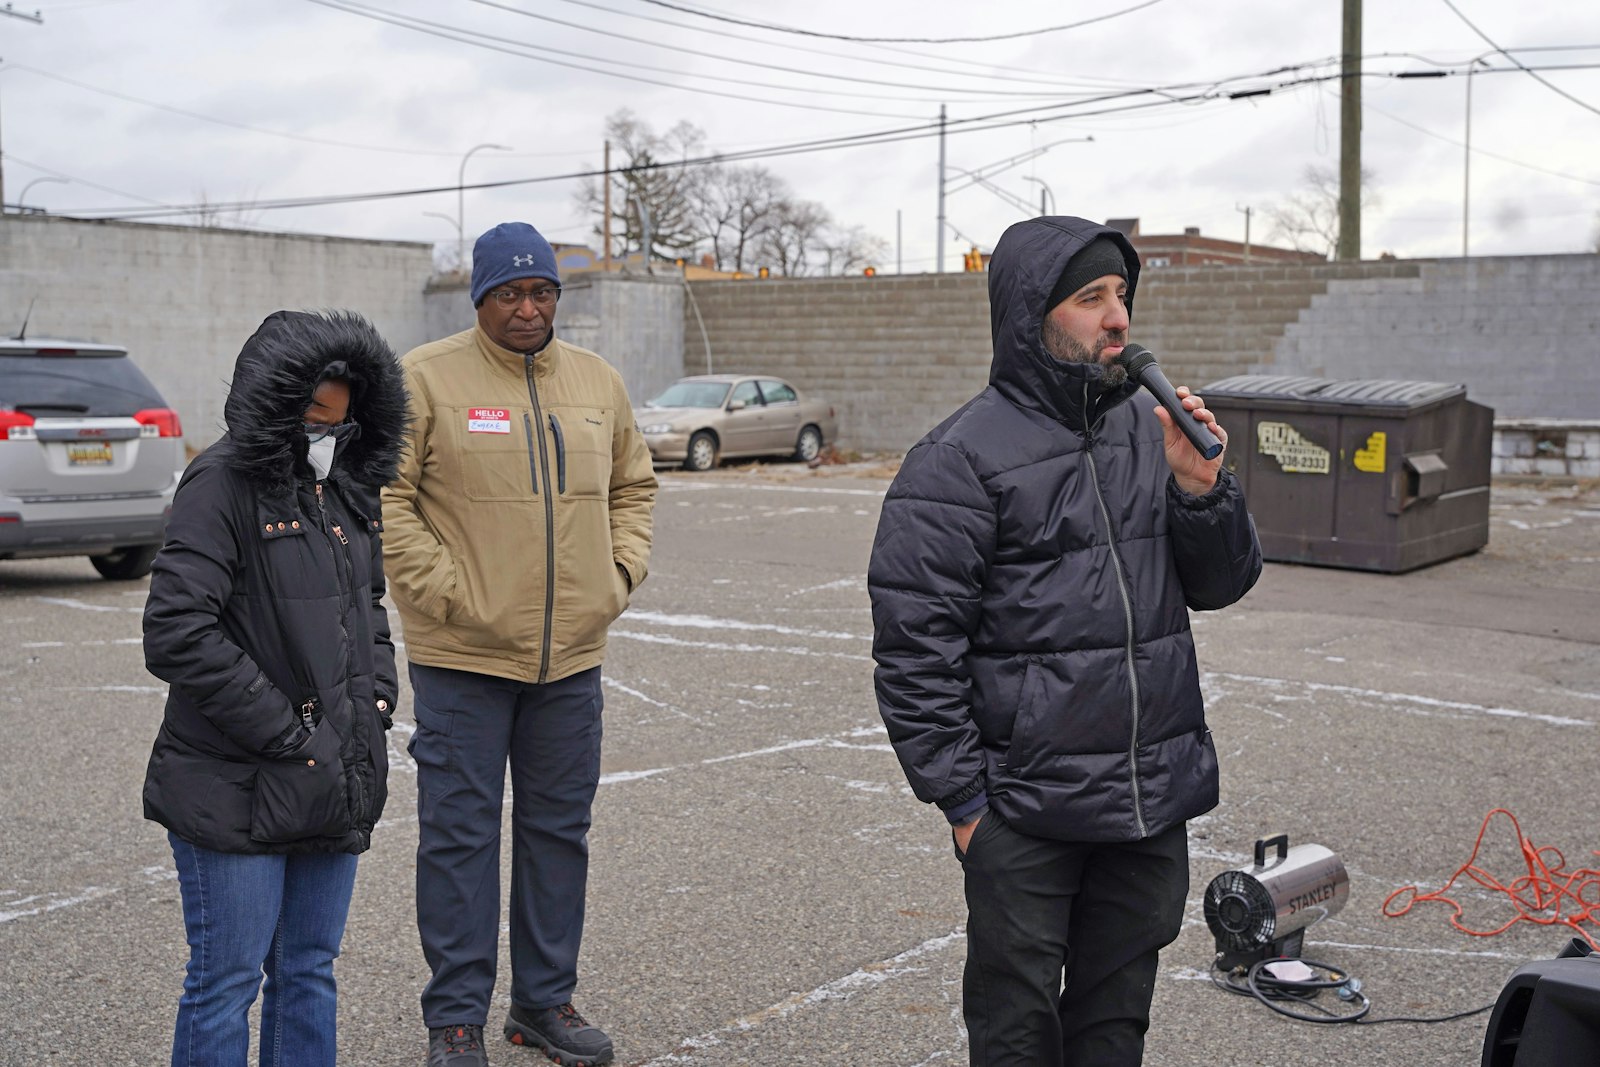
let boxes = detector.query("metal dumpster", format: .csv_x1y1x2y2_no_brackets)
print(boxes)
1201,375,1493,573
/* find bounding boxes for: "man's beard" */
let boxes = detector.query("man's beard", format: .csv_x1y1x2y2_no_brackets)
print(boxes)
1041,318,1128,387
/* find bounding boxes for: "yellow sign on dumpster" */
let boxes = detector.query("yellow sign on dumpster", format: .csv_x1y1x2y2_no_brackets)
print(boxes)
1353,431,1387,473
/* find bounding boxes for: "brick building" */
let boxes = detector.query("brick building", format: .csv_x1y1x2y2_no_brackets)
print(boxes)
1107,217,1326,268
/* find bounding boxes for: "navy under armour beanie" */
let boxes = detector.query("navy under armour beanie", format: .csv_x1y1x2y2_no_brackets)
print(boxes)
470,222,561,307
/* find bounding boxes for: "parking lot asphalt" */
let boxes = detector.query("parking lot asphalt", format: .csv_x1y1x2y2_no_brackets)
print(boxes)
2,465,1597,1067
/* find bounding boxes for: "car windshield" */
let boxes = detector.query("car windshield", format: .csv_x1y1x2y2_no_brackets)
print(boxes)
648,381,730,409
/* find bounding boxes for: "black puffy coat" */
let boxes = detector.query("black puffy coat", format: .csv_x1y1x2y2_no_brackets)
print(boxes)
869,217,1262,843
142,310,410,854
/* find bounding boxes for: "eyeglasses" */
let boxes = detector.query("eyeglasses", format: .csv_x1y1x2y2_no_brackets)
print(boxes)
303,421,357,443
489,285,562,310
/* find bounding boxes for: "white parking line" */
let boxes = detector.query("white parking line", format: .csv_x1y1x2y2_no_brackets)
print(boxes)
637,927,965,1065
31,596,142,614
663,480,885,498
611,630,873,662
624,610,863,642
1204,671,1594,727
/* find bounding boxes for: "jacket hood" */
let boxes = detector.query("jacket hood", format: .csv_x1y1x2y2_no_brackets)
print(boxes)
986,216,1143,427
219,310,410,494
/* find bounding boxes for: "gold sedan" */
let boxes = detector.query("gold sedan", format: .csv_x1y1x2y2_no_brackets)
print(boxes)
639,375,839,472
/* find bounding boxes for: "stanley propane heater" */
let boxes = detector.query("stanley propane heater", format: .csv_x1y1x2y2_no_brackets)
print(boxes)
1203,834,1350,970
1202,833,1369,1021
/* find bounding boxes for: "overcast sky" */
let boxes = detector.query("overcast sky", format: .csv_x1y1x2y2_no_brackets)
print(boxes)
4,0,1597,271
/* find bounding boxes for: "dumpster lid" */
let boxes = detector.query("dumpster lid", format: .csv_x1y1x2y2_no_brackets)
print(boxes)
1314,379,1466,407
1204,375,1330,398
1204,375,1467,411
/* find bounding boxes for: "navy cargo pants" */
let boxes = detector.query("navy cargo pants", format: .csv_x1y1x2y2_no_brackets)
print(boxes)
409,662,604,1028
958,813,1188,1067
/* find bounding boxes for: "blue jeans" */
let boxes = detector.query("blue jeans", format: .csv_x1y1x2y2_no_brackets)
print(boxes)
409,663,604,1027
168,833,359,1067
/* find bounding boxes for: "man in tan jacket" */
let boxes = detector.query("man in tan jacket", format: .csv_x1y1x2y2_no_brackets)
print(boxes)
383,222,656,1067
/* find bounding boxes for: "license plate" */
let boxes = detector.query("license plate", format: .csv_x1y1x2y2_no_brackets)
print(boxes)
67,442,114,466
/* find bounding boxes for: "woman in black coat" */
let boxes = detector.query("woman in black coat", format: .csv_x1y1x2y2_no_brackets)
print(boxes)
141,310,408,1067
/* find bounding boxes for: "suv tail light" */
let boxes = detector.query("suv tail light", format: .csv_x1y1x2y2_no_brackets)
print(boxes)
0,410,37,440
135,408,183,438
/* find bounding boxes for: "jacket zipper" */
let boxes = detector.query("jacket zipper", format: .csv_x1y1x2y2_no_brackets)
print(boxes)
1081,383,1147,838
525,354,557,683
315,481,366,826
548,413,567,494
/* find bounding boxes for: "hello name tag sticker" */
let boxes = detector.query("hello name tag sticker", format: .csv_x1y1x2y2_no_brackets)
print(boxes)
468,408,512,434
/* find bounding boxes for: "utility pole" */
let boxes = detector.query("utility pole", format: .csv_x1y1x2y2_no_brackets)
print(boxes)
1236,204,1253,263
896,209,902,274
1336,0,1362,260
602,140,612,272
936,104,947,274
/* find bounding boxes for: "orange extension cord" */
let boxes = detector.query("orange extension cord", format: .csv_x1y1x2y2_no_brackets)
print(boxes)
1383,808,1600,950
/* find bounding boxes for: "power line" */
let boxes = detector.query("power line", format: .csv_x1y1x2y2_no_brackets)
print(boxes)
549,0,1114,89
630,0,1169,45
2,152,165,204
1346,88,1600,187
459,0,1096,99
53,59,1551,221
3,63,508,158
53,72,1343,221
1438,0,1600,118
304,0,925,117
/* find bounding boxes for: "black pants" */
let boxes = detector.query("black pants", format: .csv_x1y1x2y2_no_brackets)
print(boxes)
958,813,1188,1067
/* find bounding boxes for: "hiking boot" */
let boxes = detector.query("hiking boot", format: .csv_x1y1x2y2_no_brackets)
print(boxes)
428,1024,490,1067
504,1002,614,1066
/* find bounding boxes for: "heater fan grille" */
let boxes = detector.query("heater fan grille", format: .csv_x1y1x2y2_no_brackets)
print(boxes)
1203,870,1277,951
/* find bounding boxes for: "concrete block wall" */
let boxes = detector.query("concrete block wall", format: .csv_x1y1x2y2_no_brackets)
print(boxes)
422,272,684,410
2,215,433,449
686,254,1598,452
686,274,993,454
1492,420,1600,478
1139,259,1425,385
1268,255,1600,419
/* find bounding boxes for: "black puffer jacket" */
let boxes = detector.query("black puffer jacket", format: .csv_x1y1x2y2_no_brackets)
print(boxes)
869,217,1262,844
142,310,410,854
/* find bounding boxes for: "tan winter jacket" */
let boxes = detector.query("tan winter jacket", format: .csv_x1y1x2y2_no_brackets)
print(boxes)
381,326,657,684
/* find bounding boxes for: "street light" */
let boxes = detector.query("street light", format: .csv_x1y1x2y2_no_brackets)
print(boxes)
1023,176,1055,216
457,143,510,267
17,175,66,213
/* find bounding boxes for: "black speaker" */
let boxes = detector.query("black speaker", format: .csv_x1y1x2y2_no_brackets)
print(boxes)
1482,938,1600,1066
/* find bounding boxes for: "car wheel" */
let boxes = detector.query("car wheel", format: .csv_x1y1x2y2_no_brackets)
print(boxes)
90,545,159,581
684,431,719,472
794,424,823,463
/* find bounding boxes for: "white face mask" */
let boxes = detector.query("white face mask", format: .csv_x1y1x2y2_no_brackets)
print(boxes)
306,433,337,480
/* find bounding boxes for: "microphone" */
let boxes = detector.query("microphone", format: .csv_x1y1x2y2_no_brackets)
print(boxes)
1114,343,1224,460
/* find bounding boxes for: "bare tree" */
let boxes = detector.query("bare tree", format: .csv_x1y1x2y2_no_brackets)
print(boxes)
1265,165,1377,258
817,223,889,276
758,199,830,277
576,110,705,264
188,188,262,229
690,164,786,272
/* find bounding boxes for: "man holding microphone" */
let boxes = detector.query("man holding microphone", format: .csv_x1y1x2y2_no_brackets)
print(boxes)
868,216,1261,1066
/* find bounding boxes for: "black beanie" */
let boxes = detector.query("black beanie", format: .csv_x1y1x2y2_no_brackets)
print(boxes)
1047,236,1128,311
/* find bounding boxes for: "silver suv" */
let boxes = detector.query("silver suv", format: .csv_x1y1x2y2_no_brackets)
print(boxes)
1,337,186,580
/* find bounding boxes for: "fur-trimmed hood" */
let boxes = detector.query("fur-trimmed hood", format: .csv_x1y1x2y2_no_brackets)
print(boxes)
219,310,409,495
